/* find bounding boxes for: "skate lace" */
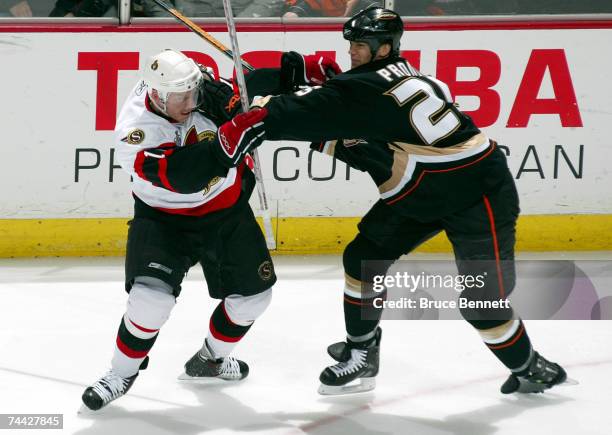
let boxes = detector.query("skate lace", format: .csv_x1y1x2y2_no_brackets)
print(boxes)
219,357,242,379
329,349,367,377
92,371,130,404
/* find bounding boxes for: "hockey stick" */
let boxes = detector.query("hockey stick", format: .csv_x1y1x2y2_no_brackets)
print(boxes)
150,0,254,72
221,0,276,250
151,0,276,249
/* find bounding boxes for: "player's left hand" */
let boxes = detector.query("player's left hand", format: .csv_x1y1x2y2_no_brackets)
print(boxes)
215,108,268,167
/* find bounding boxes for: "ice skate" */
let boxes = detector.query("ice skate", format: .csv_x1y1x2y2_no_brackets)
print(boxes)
178,340,249,382
501,351,570,394
81,356,149,411
318,327,381,395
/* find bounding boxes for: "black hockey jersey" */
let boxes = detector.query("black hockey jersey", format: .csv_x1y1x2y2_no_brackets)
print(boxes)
261,55,510,221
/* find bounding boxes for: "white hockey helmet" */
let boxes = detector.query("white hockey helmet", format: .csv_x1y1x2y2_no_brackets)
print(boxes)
143,49,203,114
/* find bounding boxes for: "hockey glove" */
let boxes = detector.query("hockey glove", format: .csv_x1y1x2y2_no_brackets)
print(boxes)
195,79,240,126
280,51,341,91
215,108,268,167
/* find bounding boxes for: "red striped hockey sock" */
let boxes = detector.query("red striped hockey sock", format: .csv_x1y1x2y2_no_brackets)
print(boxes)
111,313,160,378
206,301,252,358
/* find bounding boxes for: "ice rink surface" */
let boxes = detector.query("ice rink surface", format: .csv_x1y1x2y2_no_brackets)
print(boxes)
1,253,611,435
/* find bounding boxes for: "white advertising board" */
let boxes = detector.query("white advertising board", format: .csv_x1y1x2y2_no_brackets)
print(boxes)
1,26,610,219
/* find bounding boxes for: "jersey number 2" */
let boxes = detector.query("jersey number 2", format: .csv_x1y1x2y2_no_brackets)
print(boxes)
386,77,460,146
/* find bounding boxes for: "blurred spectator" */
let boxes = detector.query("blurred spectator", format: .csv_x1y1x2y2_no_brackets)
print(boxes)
513,0,612,14
283,0,382,18
0,0,54,16
239,0,285,17
345,0,382,15
49,0,115,16
394,0,612,15
132,0,171,17
136,0,258,17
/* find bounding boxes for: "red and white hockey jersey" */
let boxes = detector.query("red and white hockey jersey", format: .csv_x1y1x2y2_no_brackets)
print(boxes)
115,81,254,217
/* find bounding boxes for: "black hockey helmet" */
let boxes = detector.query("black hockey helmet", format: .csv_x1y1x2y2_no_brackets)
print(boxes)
343,7,404,58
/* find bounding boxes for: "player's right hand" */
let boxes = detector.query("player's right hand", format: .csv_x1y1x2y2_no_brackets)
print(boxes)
214,108,268,167
280,51,341,91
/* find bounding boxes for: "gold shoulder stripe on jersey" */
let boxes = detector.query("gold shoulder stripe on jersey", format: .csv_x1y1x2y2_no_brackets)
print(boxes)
202,176,221,195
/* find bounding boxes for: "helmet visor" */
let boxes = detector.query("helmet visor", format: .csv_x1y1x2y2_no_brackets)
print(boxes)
166,87,200,113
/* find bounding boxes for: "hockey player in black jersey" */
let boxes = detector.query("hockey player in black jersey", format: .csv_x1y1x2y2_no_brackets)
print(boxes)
223,7,568,395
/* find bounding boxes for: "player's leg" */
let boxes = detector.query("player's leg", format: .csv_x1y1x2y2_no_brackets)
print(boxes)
444,175,567,393
82,218,193,410
180,205,275,381
319,201,441,395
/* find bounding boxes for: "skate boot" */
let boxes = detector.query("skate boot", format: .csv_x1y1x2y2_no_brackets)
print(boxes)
178,340,249,382
81,356,149,411
501,351,567,394
318,327,381,395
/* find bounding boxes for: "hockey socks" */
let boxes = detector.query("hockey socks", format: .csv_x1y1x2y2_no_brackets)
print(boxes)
477,317,533,372
343,273,385,341
111,313,160,378
206,300,253,358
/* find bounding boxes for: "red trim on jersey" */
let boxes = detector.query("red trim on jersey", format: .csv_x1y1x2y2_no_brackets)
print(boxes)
129,319,159,334
116,336,148,359
483,195,506,299
386,142,496,205
134,150,148,182
244,154,255,170
209,318,242,343
157,149,177,192
487,323,525,350
144,94,154,113
154,162,247,216
133,143,176,184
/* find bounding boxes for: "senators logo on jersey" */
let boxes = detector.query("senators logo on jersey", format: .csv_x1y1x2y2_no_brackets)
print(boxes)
184,126,216,146
123,129,145,145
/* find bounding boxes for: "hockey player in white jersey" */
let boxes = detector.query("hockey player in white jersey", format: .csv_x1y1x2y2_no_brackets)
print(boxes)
81,49,276,411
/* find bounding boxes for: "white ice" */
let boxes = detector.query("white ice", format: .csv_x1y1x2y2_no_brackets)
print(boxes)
0,253,611,435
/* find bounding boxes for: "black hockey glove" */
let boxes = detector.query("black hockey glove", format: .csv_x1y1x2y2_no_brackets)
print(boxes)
280,51,341,92
195,79,242,126
214,108,268,167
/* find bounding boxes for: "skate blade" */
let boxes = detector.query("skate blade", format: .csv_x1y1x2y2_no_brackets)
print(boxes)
177,372,244,383
77,404,102,416
517,376,579,393
318,377,376,396
559,377,579,386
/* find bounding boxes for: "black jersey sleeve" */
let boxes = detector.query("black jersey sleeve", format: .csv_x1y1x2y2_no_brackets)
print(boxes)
262,64,480,147
134,141,228,194
263,77,401,142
